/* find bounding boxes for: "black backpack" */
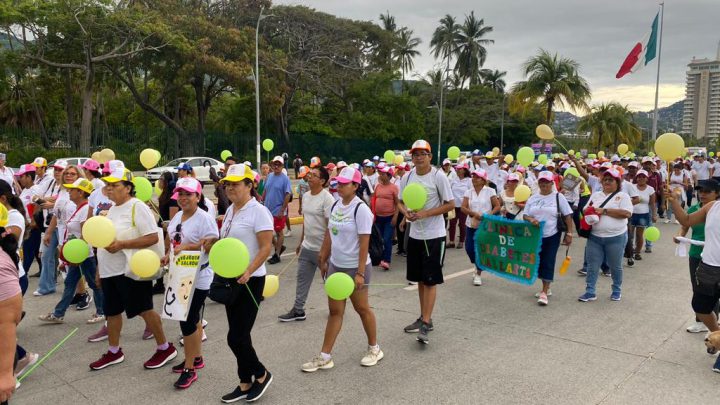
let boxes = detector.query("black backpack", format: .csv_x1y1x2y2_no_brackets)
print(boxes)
331,200,384,266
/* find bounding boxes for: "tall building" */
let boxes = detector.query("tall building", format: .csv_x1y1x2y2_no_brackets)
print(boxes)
682,41,720,140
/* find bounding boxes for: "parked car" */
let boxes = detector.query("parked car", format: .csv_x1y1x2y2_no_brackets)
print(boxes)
48,157,90,168
145,157,223,183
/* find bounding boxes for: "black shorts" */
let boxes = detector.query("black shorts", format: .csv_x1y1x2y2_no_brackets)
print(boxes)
180,289,208,336
101,275,154,319
406,236,446,285
692,262,720,314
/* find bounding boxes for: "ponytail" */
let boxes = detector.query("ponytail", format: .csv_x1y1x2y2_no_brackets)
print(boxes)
199,194,209,212
0,227,19,268
0,181,25,218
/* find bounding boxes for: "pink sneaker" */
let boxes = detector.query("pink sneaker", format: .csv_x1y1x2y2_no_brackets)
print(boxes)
379,261,390,270
143,343,178,369
88,324,109,342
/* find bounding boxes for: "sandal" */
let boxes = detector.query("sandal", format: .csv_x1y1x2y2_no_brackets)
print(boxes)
447,242,456,248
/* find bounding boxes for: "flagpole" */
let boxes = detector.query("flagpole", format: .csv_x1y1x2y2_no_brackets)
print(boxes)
651,2,664,141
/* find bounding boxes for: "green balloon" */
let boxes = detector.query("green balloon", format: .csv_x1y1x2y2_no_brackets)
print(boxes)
325,272,355,300
63,239,89,264
644,226,661,242
383,150,396,163
517,146,535,167
575,152,582,158
538,154,548,164
133,177,153,202
565,168,580,177
588,153,597,159
447,146,461,160
221,150,232,161
262,139,274,152
402,183,427,211
209,238,250,278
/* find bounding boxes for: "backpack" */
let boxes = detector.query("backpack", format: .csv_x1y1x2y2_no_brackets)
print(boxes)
331,200,384,266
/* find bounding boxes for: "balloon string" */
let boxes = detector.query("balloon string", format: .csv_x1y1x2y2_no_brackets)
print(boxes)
552,137,570,153
18,327,78,382
275,255,298,278
417,221,430,256
245,284,259,309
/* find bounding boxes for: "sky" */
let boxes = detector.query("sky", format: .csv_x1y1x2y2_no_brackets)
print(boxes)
273,0,719,113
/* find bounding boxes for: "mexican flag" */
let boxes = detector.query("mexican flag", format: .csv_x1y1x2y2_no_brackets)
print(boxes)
615,12,660,79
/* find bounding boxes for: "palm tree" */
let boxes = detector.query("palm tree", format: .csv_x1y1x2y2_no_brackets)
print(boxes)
454,12,494,87
378,11,398,70
479,69,506,93
577,102,642,149
430,14,461,63
393,28,421,88
379,11,397,33
510,49,591,124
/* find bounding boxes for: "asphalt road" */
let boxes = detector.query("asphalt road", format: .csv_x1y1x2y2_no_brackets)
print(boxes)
11,219,720,405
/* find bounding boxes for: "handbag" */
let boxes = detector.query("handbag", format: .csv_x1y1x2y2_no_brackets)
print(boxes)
122,201,166,281
208,274,239,305
578,191,619,238
555,193,568,234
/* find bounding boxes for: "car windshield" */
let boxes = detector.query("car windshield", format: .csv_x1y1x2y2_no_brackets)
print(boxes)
164,158,188,167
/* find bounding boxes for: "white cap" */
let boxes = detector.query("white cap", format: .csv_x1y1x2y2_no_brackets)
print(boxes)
272,155,284,165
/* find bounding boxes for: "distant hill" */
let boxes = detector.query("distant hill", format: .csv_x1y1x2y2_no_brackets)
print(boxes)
552,99,685,134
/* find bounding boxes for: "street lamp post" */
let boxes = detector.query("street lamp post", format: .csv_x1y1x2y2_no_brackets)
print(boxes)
500,93,506,154
254,7,272,170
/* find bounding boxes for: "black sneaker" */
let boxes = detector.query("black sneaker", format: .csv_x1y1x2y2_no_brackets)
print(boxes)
76,293,92,311
267,254,280,265
174,369,197,389
246,371,273,402
634,253,642,261
221,386,250,403
278,309,306,322
645,247,652,253
70,293,83,306
172,357,205,373
627,257,635,267
416,322,430,344
403,317,434,333
577,268,587,276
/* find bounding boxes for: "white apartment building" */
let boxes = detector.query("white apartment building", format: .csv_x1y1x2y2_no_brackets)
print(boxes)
682,42,720,140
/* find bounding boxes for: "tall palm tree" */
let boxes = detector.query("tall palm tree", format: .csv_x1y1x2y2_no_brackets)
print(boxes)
379,11,397,33
454,12,494,88
510,49,591,124
378,11,398,71
393,28,421,88
578,102,642,150
430,14,461,62
479,69,506,93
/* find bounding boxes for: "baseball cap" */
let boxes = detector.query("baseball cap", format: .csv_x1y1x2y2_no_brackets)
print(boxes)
14,164,36,177
102,163,132,183
102,160,124,175
537,171,554,182
177,162,193,172
272,155,285,165
641,156,653,164
635,169,649,177
310,156,321,168
336,167,362,184
364,161,376,168
172,177,202,199
600,162,613,170
533,164,544,171
628,161,640,168
31,157,48,168
52,159,68,170
372,155,380,161
325,162,336,172
545,161,556,168
336,161,348,170
81,159,101,172
410,140,431,154
507,173,520,182
243,161,253,168
603,169,622,180
472,149,481,156
64,178,95,194
221,164,254,183
379,165,393,174
471,169,488,179
442,158,452,166
298,166,310,179
516,166,526,173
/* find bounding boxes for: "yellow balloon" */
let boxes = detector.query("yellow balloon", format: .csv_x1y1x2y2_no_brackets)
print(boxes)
617,143,629,155
154,179,162,196
263,274,280,298
597,151,605,158
130,249,160,278
140,149,160,169
504,154,514,164
0,204,7,227
515,185,531,203
99,148,115,163
568,149,575,156
492,147,500,157
535,124,554,140
394,155,404,165
91,151,102,162
82,216,116,248
654,133,685,161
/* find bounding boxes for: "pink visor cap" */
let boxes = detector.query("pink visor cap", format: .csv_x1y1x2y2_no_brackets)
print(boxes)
471,169,488,179
336,167,362,184
537,171,554,182
81,159,101,172
172,177,202,199
14,164,36,177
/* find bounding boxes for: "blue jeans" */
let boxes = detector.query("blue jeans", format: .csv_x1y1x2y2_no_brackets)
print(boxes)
38,230,59,294
375,215,394,263
53,258,103,317
585,233,627,295
22,228,41,276
465,226,481,272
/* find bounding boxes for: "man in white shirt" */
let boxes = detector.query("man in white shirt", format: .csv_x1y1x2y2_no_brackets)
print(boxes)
692,155,711,183
468,150,483,172
397,140,454,344
0,153,18,194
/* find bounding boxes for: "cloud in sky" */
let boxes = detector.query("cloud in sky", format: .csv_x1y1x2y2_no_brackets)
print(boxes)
273,0,720,111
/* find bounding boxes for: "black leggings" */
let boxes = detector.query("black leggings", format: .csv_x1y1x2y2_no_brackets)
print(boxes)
225,276,266,384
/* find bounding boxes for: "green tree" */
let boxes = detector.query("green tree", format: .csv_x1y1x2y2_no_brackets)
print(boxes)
577,102,642,150
454,12,493,88
479,69,506,93
393,28,421,87
510,49,591,124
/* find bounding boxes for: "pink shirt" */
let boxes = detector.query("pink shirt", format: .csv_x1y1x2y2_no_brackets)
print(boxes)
0,249,20,302
374,183,398,217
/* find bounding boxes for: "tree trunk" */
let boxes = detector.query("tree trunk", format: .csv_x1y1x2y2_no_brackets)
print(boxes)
64,70,75,148
79,64,95,154
193,77,206,136
545,98,554,125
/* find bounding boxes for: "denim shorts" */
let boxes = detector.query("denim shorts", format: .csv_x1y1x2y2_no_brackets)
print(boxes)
630,213,651,227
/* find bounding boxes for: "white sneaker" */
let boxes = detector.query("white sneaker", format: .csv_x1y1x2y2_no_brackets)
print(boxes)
284,229,293,237
360,346,384,367
202,319,208,329
687,321,709,333
301,355,334,372
664,219,671,224
179,330,208,346
535,290,552,297
473,274,483,286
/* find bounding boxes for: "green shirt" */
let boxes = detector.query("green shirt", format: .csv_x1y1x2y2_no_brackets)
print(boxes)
687,203,705,258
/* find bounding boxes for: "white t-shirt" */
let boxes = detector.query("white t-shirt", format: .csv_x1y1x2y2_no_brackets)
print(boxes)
524,192,573,237
89,188,113,215
584,191,633,238
463,187,496,228
97,198,157,278
53,191,74,242
622,180,638,198
499,190,521,216
203,197,217,219
496,170,508,192
0,167,14,193
633,185,655,214
451,177,471,207
8,209,26,277
301,189,335,252
693,161,711,181
398,168,453,240
480,161,499,184
702,202,720,266
712,162,720,177
364,172,379,189
328,196,373,268
167,209,219,290
219,198,273,277
19,186,39,222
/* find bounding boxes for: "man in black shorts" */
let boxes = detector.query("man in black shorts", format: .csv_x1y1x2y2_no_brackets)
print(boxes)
398,140,454,344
